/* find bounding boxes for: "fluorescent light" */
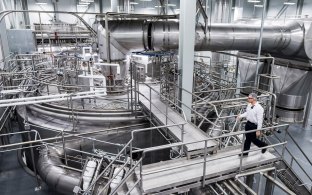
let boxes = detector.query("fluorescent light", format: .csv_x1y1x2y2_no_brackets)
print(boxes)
284,2,296,5
147,7,155,10
77,4,88,7
79,2,90,5
248,0,261,3
167,4,176,7
130,2,139,5
155,5,163,8
36,2,47,5
254,4,264,7
140,0,152,1
81,0,94,2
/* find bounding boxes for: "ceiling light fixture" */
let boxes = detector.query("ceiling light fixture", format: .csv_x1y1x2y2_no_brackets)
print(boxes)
79,2,90,5
35,2,47,5
284,1,296,5
167,4,176,7
248,0,261,3
254,4,264,7
130,2,139,5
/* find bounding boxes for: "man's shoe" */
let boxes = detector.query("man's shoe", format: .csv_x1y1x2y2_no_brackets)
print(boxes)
261,148,267,154
238,153,248,157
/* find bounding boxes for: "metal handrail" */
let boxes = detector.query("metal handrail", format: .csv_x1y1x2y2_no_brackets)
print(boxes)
97,158,131,194
82,140,133,194
141,83,187,122
133,124,288,161
193,85,261,94
126,124,289,191
142,142,286,176
156,81,221,128
81,123,185,194
133,124,288,151
136,90,186,144
110,158,144,195
160,78,220,117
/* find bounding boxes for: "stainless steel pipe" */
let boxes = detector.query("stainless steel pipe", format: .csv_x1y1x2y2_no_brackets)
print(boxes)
99,19,312,63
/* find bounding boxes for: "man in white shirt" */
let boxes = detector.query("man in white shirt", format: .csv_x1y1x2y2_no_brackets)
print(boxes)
237,93,267,156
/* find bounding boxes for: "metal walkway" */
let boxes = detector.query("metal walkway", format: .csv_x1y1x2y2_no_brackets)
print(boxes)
138,84,217,156
136,148,279,194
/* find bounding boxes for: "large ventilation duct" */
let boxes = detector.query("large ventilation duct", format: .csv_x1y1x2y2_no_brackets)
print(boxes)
98,19,312,64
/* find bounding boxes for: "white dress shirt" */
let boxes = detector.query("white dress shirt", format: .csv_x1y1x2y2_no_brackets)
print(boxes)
240,102,264,130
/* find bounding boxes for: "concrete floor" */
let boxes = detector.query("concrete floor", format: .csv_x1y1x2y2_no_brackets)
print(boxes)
0,122,310,195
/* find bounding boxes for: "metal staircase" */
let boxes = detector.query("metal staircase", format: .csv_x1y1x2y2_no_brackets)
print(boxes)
276,161,311,195
267,129,312,195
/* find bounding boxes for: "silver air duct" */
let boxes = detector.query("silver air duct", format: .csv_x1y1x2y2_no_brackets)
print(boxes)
98,19,312,64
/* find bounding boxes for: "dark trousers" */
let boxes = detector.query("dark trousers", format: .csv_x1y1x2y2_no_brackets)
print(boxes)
244,121,267,154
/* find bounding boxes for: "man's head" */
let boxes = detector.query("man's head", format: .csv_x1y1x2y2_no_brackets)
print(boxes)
247,93,257,104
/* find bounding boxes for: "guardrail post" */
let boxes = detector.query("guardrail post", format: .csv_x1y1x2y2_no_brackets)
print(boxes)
140,155,144,193
130,62,133,113
239,133,246,173
202,140,208,187
130,142,133,168
62,130,68,166
134,64,137,118
127,86,130,110
26,124,41,191
281,126,288,158
150,87,152,123
180,124,185,155
166,98,168,125
47,84,49,95
258,173,263,194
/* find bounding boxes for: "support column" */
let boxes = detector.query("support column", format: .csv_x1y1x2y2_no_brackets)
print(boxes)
178,0,197,122
0,1,10,69
303,76,312,130
110,0,118,12
21,0,30,29
296,0,304,17
264,171,274,195
94,0,101,13
245,175,254,195
52,0,59,22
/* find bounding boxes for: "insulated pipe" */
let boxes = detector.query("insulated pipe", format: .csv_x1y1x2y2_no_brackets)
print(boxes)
100,19,312,63
37,147,80,194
